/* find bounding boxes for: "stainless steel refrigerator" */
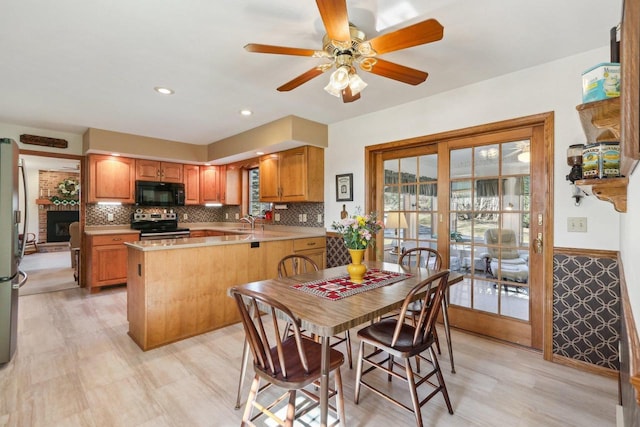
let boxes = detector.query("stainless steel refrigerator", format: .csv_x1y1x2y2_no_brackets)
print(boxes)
0,138,28,364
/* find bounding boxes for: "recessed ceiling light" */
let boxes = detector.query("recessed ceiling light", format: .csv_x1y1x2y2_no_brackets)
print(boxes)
154,86,174,95
240,109,253,116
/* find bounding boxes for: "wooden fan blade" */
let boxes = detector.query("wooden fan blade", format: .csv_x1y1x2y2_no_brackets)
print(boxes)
368,19,444,55
244,43,320,57
341,85,361,103
316,0,351,44
277,67,327,92
364,58,428,85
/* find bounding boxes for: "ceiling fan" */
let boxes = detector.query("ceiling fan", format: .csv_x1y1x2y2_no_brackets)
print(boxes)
244,0,444,103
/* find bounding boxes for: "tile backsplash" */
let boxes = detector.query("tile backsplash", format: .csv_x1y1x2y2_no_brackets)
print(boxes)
85,202,325,227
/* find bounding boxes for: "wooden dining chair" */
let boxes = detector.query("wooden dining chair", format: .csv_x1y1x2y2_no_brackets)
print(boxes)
399,247,455,374
19,232,38,255
230,287,346,427
277,254,319,277
354,270,453,427
278,254,353,370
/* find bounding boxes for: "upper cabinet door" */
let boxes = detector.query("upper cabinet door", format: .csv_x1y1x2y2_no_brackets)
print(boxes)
280,147,307,201
160,162,183,183
136,160,183,182
224,166,242,205
259,146,324,202
259,154,281,202
136,159,161,181
87,155,136,203
183,165,200,205
200,165,223,203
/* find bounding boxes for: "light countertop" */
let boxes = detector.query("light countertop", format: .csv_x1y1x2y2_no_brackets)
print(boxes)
122,223,326,252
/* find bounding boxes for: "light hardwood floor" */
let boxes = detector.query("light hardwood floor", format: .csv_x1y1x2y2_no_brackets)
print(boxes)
0,286,617,426
19,250,78,296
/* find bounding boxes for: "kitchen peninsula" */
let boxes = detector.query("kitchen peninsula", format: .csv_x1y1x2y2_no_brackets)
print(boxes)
125,226,326,350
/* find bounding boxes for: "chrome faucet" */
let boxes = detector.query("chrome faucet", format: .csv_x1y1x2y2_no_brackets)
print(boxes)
239,215,256,230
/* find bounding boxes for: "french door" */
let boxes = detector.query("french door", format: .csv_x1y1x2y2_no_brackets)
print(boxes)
368,114,552,350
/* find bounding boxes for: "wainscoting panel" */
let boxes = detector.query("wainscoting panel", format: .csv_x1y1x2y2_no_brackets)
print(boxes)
553,248,620,371
326,233,350,268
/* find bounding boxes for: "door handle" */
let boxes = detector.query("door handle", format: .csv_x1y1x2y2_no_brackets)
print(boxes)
534,233,543,253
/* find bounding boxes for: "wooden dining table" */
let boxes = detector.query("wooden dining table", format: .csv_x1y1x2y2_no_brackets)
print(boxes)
231,260,463,427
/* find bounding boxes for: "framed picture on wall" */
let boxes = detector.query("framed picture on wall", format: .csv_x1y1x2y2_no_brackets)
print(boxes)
336,173,353,201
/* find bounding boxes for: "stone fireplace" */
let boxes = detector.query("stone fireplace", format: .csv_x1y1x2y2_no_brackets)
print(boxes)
37,170,80,244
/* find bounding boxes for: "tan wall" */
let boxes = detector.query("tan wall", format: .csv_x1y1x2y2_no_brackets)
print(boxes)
207,115,328,161
83,128,208,163
83,115,328,164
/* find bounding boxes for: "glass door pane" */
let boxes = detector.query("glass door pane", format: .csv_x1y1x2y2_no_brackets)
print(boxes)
449,141,531,321
383,154,437,263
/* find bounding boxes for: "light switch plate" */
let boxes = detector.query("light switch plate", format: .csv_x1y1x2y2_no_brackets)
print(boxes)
274,213,280,222
567,217,587,232
107,213,114,222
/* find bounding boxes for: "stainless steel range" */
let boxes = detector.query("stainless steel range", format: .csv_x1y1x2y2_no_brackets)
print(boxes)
131,212,190,240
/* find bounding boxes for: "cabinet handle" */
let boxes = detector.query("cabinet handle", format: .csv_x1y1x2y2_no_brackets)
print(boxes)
307,242,316,246
157,170,161,177
112,237,122,241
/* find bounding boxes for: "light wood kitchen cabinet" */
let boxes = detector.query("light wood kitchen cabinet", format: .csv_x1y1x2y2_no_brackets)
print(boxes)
86,232,139,293
293,236,326,269
200,165,225,203
259,145,324,202
136,159,183,183
224,165,242,205
127,238,294,350
86,154,136,204
183,164,200,205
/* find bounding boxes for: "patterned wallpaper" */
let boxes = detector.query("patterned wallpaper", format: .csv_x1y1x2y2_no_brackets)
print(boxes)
326,234,350,267
553,251,620,370
86,202,324,227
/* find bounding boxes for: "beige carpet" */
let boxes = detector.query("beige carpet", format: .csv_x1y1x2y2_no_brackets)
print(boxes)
19,250,79,296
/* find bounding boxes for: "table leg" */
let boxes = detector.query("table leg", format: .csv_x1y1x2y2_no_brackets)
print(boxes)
320,335,330,427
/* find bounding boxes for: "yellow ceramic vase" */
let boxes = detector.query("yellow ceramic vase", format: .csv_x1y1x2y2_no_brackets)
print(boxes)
347,248,367,284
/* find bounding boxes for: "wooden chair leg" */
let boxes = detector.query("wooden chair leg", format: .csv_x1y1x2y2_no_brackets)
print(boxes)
354,341,365,404
235,338,251,409
429,347,454,414
242,374,260,424
441,295,456,373
335,367,345,427
405,357,424,427
285,390,296,427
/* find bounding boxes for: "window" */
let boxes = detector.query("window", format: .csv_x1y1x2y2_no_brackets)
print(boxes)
248,168,271,216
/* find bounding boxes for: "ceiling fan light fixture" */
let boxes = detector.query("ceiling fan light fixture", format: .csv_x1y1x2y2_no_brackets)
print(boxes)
323,81,343,97
329,65,351,90
348,73,367,95
517,151,531,163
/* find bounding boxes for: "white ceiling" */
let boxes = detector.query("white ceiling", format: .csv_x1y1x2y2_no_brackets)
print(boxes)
0,0,622,149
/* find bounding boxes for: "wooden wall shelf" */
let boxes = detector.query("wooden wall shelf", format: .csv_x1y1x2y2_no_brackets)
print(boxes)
575,177,628,212
576,97,621,144
575,97,631,212
36,198,52,205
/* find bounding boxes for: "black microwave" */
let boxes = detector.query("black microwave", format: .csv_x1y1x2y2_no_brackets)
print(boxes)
135,181,185,207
